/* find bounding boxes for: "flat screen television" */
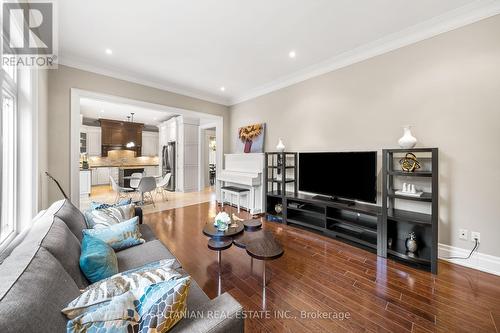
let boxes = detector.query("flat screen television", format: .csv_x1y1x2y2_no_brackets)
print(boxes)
298,151,377,203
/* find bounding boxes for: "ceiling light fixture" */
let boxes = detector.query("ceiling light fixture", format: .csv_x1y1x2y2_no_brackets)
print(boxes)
220,86,225,92
289,50,296,58
105,49,113,55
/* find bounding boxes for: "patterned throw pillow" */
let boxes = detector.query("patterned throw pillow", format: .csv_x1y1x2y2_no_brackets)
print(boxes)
79,234,119,283
84,204,136,229
66,277,191,333
137,277,191,332
90,198,132,210
62,259,180,319
83,216,145,251
66,291,139,332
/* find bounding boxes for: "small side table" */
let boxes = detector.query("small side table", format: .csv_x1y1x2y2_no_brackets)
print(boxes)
208,238,232,271
243,219,262,231
246,237,283,309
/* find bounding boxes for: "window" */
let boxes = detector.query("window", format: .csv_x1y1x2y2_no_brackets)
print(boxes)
0,43,18,245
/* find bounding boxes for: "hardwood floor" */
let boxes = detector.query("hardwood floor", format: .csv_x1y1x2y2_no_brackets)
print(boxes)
145,201,500,332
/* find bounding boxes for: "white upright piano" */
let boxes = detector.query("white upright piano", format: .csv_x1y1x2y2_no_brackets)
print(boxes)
216,153,265,214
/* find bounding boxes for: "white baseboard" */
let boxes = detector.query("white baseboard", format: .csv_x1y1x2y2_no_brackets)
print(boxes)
438,243,500,276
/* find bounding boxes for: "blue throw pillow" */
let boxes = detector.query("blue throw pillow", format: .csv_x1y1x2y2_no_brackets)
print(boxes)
80,234,118,283
83,216,144,251
90,198,132,210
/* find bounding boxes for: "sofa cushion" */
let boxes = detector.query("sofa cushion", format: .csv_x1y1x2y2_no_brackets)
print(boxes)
116,240,180,272
176,268,210,310
83,216,145,251
63,259,180,319
139,223,157,242
80,234,119,283
137,276,191,332
89,198,132,210
41,218,89,289
67,291,139,333
55,199,87,242
84,204,136,229
0,247,81,333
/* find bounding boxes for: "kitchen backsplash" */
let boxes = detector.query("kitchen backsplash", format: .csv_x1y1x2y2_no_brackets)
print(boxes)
86,150,159,167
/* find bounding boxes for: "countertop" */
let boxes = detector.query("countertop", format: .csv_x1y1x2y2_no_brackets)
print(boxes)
88,164,159,168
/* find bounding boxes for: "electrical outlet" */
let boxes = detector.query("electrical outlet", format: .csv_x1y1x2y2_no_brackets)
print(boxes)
471,232,480,243
459,229,468,240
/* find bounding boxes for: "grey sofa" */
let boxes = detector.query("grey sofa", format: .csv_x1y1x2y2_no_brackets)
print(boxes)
0,200,244,333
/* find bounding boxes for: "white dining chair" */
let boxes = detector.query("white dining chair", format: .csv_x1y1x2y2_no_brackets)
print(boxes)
155,173,172,201
129,172,143,189
110,176,134,203
137,176,157,207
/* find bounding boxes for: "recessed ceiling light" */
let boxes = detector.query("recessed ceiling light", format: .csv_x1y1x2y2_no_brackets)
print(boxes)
289,50,296,58
220,86,225,92
105,49,113,55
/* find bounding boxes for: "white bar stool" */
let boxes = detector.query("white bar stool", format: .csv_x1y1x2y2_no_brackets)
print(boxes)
220,186,250,213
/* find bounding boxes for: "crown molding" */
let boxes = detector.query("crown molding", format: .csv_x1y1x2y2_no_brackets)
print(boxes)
58,1,500,108
58,56,231,106
229,0,500,105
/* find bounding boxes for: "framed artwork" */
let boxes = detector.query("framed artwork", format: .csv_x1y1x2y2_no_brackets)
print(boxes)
236,123,265,153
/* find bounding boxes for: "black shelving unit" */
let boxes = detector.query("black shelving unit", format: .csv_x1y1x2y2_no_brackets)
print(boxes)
264,152,298,223
282,192,381,252
382,148,438,274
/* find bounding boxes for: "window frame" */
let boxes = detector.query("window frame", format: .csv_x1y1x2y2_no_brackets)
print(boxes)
0,30,19,247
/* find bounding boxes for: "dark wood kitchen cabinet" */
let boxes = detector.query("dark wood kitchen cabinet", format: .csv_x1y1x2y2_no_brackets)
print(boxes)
99,119,144,157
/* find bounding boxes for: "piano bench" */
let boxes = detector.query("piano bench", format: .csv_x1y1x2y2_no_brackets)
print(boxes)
221,186,250,213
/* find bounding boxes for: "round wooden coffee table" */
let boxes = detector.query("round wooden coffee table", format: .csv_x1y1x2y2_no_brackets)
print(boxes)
203,221,244,239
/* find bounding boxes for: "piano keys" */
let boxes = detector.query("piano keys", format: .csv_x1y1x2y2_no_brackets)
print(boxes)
216,153,265,214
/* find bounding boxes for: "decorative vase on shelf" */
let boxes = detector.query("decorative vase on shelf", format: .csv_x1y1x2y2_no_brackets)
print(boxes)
405,232,418,255
276,138,285,152
398,126,417,149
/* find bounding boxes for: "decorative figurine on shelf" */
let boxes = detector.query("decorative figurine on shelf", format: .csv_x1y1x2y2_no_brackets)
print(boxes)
405,232,418,255
214,212,231,231
398,126,417,149
396,182,423,197
274,203,283,214
399,153,421,172
276,138,285,175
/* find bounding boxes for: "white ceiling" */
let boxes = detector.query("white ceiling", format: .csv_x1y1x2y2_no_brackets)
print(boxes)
80,98,176,125
59,0,500,105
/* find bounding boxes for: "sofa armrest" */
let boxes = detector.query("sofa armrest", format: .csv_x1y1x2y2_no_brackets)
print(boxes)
134,207,143,224
171,293,244,333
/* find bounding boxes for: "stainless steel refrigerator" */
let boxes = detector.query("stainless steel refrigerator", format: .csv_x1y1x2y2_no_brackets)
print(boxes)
162,142,176,191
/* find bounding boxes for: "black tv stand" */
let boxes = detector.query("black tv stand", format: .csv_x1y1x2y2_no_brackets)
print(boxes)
313,195,356,206
266,191,382,254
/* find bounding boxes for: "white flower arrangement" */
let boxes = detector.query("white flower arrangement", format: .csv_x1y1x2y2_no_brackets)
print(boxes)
214,212,231,226
214,212,231,231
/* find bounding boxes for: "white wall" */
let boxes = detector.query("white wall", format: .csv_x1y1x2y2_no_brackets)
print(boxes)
229,15,500,257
